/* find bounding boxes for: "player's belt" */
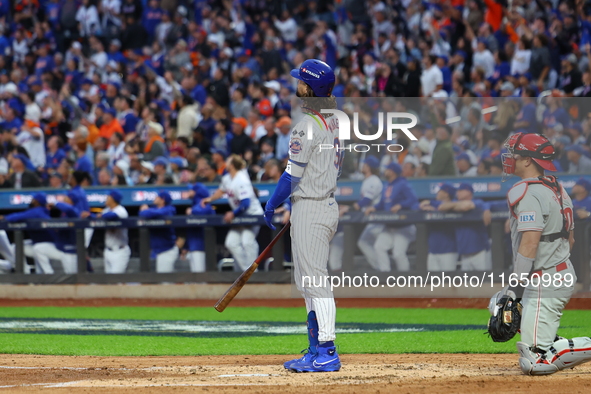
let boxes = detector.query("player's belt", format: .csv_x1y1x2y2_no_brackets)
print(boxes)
293,192,334,202
540,232,568,242
531,261,568,278
107,245,126,251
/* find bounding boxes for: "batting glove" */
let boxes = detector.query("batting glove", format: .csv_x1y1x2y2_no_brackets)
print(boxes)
264,207,276,230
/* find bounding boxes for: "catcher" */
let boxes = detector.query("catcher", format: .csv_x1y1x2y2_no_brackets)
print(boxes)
488,133,591,375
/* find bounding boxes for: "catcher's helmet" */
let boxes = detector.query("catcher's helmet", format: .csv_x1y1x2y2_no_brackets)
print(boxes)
502,133,556,181
290,59,335,97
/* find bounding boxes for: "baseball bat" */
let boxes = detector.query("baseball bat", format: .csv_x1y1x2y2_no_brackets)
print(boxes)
214,222,291,312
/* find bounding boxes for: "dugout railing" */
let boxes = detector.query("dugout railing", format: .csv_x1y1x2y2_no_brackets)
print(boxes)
0,212,589,290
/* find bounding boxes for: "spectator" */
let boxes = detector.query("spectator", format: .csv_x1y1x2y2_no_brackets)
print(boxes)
10,154,41,189
456,153,477,176
230,117,255,158
572,178,591,220
421,55,443,97
429,125,456,176
99,108,124,140
143,121,167,161
106,133,126,167
195,157,221,183
176,95,199,144
566,145,591,174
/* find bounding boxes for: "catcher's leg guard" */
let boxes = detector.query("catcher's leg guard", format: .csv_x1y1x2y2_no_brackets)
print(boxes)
516,342,559,376
546,337,591,370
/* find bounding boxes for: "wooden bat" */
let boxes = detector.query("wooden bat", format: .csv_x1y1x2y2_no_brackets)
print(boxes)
214,223,291,312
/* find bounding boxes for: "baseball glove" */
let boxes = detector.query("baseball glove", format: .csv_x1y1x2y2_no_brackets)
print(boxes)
487,294,522,342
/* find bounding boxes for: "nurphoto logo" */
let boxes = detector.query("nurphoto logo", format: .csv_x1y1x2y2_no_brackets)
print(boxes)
312,110,418,153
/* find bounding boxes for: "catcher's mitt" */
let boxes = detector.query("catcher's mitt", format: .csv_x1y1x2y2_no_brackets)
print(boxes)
487,294,522,342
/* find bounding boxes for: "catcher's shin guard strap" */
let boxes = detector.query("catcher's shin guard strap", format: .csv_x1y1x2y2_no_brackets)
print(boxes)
307,311,319,348
547,337,591,370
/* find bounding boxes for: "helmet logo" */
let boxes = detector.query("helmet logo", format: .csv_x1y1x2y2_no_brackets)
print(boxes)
301,67,320,78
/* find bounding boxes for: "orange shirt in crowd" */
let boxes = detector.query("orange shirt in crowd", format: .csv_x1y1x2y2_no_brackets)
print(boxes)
483,0,503,31
99,119,123,139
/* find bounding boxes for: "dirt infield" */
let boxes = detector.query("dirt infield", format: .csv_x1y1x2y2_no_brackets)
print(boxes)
1,354,591,393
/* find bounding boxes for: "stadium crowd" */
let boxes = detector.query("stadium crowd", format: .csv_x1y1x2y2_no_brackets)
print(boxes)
0,0,590,190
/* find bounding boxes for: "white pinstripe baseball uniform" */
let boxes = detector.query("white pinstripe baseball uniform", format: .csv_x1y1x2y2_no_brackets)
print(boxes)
102,205,131,274
220,170,264,271
287,108,341,342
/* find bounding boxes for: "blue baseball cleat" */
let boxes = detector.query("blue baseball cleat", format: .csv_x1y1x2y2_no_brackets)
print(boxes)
283,347,317,369
285,343,341,373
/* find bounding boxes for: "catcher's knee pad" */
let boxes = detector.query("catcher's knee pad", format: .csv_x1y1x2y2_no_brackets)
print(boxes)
546,337,591,370
516,342,559,376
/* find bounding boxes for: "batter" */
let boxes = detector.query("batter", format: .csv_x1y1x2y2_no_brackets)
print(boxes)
264,59,342,372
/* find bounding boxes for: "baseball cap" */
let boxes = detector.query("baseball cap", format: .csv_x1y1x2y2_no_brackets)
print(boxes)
500,81,515,91
210,148,227,159
153,156,169,167
275,116,291,128
115,159,129,174
232,117,248,130
566,144,587,155
575,178,591,192
438,183,456,199
456,152,471,163
109,190,123,204
157,190,172,205
32,192,47,206
147,121,164,135
264,81,281,92
257,99,273,117
104,108,116,117
190,183,210,200
386,162,402,175
363,156,380,169
140,161,155,172
169,157,185,169
458,183,474,193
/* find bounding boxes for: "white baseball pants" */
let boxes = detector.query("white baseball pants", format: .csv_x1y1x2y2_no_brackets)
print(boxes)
225,226,260,271
188,251,206,272
373,225,416,272
104,245,131,273
156,246,179,273
427,252,459,272
292,196,339,342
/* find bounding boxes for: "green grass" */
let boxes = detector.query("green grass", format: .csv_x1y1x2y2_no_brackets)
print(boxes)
0,307,589,356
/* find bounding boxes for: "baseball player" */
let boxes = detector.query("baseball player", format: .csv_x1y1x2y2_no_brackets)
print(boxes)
98,190,130,274
436,183,491,271
501,132,591,375
69,170,95,272
419,183,459,271
49,192,81,274
329,156,382,270
0,193,55,274
264,59,341,372
201,155,263,272
185,183,215,272
139,191,178,273
364,162,418,272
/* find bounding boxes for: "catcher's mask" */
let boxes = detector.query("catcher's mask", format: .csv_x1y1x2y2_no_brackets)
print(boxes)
502,133,557,182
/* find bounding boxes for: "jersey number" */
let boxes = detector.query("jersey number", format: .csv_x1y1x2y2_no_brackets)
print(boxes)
333,138,344,178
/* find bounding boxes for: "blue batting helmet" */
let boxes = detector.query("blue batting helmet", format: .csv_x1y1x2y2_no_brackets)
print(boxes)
290,59,335,97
